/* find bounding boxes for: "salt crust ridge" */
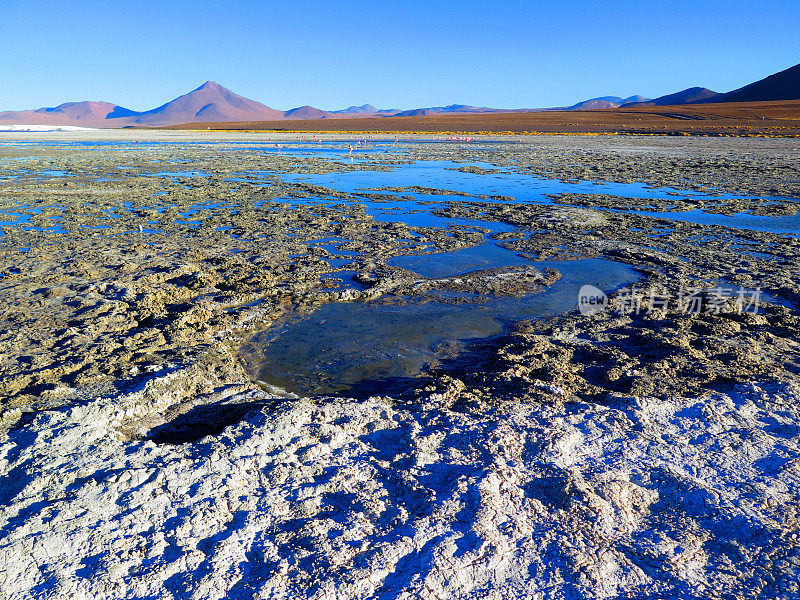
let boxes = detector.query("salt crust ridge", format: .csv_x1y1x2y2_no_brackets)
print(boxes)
1,373,799,599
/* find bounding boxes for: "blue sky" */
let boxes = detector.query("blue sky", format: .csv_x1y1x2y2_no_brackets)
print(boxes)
3,0,799,111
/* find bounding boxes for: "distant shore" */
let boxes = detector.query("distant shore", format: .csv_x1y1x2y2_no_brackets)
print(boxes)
4,100,797,137
158,100,800,137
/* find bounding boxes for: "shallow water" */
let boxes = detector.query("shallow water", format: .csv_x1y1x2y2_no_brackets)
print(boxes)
3,143,798,236
280,160,765,202
280,161,800,236
236,153,798,395
247,248,640,396
3,139,797,397
389,242,532,276
628,208,800,236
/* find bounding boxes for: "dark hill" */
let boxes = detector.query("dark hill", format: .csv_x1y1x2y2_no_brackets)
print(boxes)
714,62,800,103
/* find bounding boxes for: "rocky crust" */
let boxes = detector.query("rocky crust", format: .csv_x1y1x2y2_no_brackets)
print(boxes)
1,132,800,599
1,375,799,599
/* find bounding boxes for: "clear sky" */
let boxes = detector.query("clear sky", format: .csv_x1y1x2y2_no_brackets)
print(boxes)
3,0,799,111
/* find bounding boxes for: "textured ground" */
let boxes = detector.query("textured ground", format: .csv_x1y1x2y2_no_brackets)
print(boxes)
2,373,799,599
1,132,799,599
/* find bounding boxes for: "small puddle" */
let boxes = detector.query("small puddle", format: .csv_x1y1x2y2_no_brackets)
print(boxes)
389,242,531,276
626,208,800,236
243,248,639,397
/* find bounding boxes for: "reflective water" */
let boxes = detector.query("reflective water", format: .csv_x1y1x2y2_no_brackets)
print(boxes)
247,246,640,396
625,208,800,236
280,162,800,236
2,143,798,236
3,139,797,396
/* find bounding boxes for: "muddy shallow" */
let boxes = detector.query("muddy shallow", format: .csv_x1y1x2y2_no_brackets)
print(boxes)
1,131,798,414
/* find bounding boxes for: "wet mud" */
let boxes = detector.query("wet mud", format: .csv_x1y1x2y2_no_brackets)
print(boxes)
3,132,800,599
0,132,798,425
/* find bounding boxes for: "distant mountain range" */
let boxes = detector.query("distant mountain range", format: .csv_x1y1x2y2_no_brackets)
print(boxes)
1,62,797,128
0,82,284,128
707,61,800,103
626,87,718,106
623,63,800,107
566,96,651,110
0,83,547,128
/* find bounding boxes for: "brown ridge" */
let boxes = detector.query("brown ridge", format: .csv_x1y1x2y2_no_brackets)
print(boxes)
161,100,800,137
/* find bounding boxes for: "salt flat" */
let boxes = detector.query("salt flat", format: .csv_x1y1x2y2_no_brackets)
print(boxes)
1,131,799,599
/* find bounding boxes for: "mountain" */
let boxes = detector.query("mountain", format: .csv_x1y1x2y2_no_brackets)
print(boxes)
329,105,402,117
3,62,797,129
35,101,139,120
392,104,500,117
711,62,800,103
567,95,650,110
620,95,649,105
600,63,800,109
568,96,623,110
334,104,379,114
0,101,135,126
0,84,405,127
122,81,284,126
569,99,618,110
283,106,331,119
393,108,436,117
437,104,499,113
628,87,719,106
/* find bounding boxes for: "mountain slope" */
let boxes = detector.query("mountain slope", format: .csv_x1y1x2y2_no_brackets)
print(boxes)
120,81,285,126
0,101,135,126
630,87,719,106
713,62,800,103
391,104,500,117
568,97,623,110
567,95,650,110
283,106,331,119
334,104,379,114
620,95,649,105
